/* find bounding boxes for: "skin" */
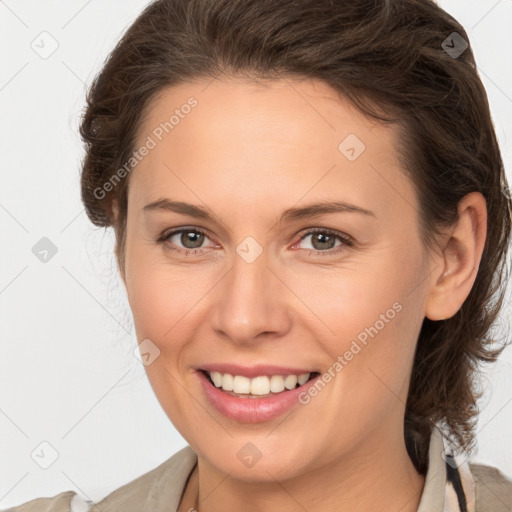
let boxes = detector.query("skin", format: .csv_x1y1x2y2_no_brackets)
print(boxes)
113,76,487,512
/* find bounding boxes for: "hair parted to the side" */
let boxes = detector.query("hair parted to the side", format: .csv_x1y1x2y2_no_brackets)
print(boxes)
79,0,512,474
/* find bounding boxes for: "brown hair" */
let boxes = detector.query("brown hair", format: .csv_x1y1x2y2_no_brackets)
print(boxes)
79,0,512,474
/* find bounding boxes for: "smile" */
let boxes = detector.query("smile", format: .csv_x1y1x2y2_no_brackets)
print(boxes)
197,368,321,423
206,370,316,397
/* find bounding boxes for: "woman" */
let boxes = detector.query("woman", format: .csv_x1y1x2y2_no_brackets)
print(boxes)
5,0,512,510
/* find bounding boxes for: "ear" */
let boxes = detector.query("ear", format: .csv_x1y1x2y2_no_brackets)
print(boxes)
425,192,487,321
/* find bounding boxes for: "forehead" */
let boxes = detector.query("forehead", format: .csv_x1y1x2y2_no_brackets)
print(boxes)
129,76,415,222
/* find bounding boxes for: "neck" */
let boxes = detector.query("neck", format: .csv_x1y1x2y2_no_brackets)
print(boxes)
181,424,426,512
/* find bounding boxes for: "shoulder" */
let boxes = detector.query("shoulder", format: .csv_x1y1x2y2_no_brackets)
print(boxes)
1,491,78,512
89,445,197,511
1,446,197,512
469,462,512,511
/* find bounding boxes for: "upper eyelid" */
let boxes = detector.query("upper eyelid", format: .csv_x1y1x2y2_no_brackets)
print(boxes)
298,227,352,241
160,226,216,242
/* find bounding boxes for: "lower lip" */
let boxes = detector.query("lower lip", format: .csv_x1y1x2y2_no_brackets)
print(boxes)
197,371,320,423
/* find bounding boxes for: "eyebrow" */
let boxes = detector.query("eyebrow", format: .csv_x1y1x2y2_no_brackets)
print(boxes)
142,198,376,223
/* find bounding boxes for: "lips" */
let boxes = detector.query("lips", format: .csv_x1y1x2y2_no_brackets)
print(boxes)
196,364,322,423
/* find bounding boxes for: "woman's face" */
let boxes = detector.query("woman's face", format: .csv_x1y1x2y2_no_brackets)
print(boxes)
121,77,435,481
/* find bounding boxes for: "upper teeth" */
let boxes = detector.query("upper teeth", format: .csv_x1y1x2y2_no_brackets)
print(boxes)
208,371,311,395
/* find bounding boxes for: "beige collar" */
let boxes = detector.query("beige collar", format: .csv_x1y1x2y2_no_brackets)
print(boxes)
417,425,476,512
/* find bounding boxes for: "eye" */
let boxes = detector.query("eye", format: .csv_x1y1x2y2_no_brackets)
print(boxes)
294,228,354,256
157,226,354,258
157,227,216,256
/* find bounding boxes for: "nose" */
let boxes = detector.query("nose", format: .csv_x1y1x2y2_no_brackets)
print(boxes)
209,245,293,345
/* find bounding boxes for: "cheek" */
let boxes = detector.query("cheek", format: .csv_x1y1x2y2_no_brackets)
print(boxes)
124,243,222,367
127,268,199,345
292,245,426,394
124,238,182,325
124,249,210,433
124,241,182,345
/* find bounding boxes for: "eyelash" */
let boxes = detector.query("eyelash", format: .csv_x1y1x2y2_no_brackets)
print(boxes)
157,227,354,258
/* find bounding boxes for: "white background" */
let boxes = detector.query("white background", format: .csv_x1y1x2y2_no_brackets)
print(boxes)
1,0,511,507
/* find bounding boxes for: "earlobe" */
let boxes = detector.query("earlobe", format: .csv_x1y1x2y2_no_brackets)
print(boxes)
424,192,487,321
